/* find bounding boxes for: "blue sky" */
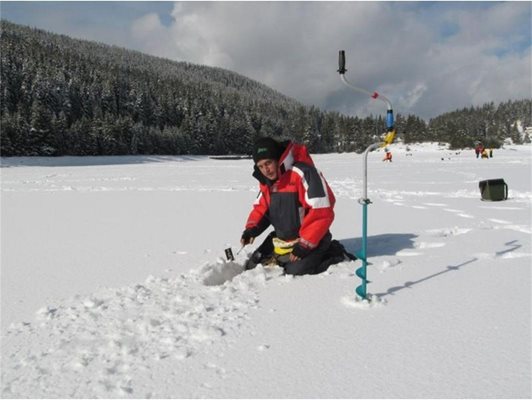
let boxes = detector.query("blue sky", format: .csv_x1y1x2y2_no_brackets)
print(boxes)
2,2,174,30
1,1,530,120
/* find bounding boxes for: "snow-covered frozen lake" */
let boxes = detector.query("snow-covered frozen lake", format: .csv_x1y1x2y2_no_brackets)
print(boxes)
1,143,531,398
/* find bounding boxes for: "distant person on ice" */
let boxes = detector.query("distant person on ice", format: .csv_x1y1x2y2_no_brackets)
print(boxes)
240,137,353,275
475,142,484,158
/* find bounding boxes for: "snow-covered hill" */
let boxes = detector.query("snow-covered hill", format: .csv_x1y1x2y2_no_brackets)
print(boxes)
1,144,531,397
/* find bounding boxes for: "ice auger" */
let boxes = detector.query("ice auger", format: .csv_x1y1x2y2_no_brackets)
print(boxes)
337,50,397,300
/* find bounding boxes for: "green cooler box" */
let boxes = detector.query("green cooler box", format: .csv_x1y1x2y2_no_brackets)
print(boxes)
479,179,508,201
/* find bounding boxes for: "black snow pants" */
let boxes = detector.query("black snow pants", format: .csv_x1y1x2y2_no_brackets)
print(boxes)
245,231,349,276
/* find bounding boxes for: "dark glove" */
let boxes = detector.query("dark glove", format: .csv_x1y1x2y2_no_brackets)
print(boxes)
291,243,312,259
241,229,255,245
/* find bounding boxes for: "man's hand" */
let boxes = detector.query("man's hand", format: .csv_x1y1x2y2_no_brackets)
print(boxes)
289,253,300,262
290,243,310,262
240,230,255,246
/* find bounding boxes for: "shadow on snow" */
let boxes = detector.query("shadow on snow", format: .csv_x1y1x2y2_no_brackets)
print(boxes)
370,239,523,298
374,258,478,298
339,233,418,258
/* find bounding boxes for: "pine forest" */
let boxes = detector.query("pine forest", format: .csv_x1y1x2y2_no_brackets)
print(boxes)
1,20,530,157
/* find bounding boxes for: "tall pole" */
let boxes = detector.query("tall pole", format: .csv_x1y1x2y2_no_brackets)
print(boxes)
338,50,396,300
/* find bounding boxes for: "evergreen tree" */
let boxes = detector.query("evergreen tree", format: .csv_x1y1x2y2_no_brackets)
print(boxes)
1,20,530,157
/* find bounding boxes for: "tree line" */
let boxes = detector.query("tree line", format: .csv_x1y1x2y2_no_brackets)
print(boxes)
1,20,530,157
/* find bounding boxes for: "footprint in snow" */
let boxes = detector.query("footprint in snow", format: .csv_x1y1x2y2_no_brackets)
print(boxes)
415,242,446,249
488,218,511,224
482,224,531,235
341,294,387,309
422,202,448,207
426,227,472,237
377,258,402,273
474,252,532,260
442,208,475,219
480,205,523,211
457,213,474,219
395,250,423,256
499,252,532,259
2,262,269,398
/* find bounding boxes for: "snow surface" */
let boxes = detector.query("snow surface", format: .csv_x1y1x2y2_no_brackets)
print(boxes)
1,143,531,398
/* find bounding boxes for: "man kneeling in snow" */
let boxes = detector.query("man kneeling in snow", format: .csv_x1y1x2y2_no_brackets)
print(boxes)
240,137,353,275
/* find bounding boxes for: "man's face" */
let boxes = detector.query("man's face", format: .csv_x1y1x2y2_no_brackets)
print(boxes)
256,158,279,181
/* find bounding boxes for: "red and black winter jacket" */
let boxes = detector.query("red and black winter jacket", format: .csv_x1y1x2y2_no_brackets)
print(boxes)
245,141,336,256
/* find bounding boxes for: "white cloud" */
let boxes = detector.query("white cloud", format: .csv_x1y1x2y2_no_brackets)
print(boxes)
398,83,429,111
126,2,531,120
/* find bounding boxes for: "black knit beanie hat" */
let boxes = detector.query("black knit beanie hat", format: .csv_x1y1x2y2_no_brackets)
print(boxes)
253,137,284,163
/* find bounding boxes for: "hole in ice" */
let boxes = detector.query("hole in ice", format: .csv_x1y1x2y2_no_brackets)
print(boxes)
202,261,245,286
